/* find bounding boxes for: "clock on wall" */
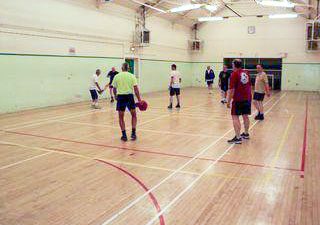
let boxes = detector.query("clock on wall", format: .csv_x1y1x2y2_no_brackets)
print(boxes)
248,26,256,34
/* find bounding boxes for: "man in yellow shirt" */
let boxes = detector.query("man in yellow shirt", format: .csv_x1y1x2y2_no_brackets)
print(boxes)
112,63,142,141
253,65,270,121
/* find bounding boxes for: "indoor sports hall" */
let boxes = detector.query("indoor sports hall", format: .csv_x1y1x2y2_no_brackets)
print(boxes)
0,0,319,224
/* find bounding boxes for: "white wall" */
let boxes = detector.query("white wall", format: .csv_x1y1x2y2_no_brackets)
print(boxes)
192,17,320,91
0,0,193,113
0,0,191,61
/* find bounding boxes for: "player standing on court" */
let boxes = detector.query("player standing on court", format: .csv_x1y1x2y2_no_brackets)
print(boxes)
253,65,270,121
112,63,142,141
227,59,252,144
205,66,215,94
107,67,119,103
89,69,104,109
168,64,182,109
219,65,231,104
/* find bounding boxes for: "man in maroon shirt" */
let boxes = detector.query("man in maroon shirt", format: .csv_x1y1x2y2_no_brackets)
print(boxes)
227,59,252,144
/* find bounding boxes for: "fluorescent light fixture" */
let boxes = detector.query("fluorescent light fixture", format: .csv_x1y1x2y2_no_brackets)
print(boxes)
131,0,167,13
269,13,298,18
205,4,218,12
169,4,202,13
198,17,224,22
257,0,295,8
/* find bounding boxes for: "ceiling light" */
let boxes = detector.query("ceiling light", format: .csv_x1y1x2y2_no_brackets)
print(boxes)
269,13,298,18
169,4,202,13
198,17,224,22
205,5,218,12
257,0,295,8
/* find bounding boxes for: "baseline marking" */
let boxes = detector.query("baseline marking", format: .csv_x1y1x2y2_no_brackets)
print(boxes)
144,93,287,225
102,93,287,225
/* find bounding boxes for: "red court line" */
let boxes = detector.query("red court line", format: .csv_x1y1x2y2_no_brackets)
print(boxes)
95,159,165,225
300,96,309,178
1,129,300,173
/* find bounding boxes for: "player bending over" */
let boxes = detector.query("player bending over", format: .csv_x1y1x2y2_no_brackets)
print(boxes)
89,69,104,109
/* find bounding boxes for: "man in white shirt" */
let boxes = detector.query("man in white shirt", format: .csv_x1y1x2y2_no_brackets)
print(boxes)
89,69,103,108
168,64,182,109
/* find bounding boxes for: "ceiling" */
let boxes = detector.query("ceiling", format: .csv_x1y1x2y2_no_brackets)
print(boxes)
107,0,317,25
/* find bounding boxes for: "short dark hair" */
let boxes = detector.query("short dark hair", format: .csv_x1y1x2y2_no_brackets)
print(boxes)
171,64,177,70
96,69,101,73
232,59,242,69
122,63,129,71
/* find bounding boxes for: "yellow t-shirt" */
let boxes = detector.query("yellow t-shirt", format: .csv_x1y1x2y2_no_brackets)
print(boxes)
111,72,138,95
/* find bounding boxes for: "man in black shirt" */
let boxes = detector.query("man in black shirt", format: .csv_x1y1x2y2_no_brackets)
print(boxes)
107,67,119,102
219,65,231,104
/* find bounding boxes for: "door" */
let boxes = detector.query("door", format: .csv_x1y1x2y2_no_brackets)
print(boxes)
125,58,134,74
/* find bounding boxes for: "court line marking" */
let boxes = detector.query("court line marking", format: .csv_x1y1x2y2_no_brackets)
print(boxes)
144,92,287,225
300,96,309,178
102,92,287,225
0,141,258,182
0,152,52,170
50,120,221,138
0,129,300,173
263,115,294,183
4,108,113,131
95,159,166,225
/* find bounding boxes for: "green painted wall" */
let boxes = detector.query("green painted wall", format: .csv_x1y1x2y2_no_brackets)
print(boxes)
0,55,194,113
139,59,193,93
282,63,320,91
191,62,223,87
0,54,319,114
0,54,121,114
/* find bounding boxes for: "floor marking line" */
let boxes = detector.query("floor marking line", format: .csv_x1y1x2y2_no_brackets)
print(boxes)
144,92,287,225
300,96,309,178
103,92,286,225
5,108,113,131
0,140,165,225
0,141,258,183
96,159,166,225
0,152,52,170
50,120,219,138
263,115,294,183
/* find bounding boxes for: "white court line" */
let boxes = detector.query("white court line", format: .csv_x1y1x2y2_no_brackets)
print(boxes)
5,108,113,131
145,93,287,225
2,108,96,130
0,152,52,170
101,92,286,225
50,120,218,138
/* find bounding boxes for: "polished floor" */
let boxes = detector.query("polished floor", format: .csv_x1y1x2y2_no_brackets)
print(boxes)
0,87,319,225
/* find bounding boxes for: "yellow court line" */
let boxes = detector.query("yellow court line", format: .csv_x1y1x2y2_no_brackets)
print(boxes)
0,140,258,183
263,115,294,183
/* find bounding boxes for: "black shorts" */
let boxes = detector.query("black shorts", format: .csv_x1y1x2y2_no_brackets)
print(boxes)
90,90,98,101
221,85,228,92
253,92,265,101
231,101,251,116
170,88,180,96
116,94,136,111
207,81,213,86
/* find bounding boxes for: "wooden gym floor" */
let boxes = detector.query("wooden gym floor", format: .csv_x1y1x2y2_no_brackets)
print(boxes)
0,87,319,225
